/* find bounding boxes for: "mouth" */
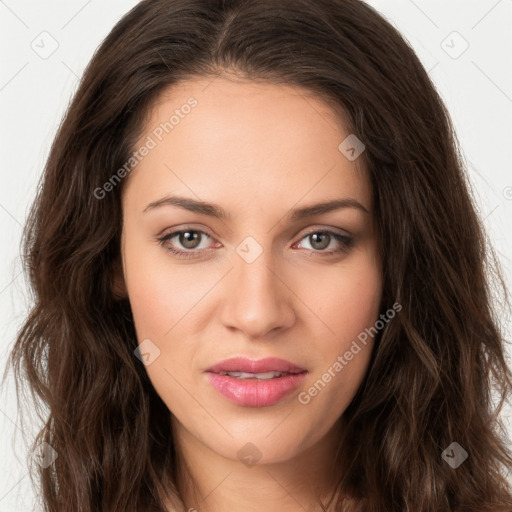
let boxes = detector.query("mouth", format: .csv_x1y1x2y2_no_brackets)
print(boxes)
215,370,304,380
205,356,307,375
205,357,308,407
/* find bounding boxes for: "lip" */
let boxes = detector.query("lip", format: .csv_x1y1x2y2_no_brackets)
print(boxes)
205,357,307,407
205,357,306,374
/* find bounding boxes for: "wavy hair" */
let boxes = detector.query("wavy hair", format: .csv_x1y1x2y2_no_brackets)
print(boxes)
4,0,512,510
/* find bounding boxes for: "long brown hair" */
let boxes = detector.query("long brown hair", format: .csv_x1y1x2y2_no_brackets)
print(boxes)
4,0,512,510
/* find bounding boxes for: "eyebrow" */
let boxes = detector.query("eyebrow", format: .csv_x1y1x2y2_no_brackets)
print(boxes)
143,195,369,221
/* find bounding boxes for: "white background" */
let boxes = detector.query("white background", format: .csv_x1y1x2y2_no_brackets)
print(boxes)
1,1,511,510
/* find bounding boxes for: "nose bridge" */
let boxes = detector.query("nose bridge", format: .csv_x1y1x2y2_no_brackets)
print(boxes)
220,237,294,337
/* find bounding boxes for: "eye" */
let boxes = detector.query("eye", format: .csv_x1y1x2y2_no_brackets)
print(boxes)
156,227,353,259
157,228,216,259
293,230,353,256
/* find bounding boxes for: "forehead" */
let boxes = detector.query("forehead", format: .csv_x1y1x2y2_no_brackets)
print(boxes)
124,76,371,216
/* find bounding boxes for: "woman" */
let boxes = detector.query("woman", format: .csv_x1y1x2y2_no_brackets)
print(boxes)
4,0,512,510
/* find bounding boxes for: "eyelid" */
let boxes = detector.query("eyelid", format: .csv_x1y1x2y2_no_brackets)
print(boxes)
294,224,351,238
154,223,218,239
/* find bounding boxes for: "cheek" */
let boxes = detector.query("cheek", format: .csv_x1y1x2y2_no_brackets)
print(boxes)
318,246,382,346
122,238,200,413
123,236,210,338
301,249,381,408
124,261,170,338
122,235,213,402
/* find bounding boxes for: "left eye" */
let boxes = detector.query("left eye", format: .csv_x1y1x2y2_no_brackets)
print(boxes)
157,228,353,259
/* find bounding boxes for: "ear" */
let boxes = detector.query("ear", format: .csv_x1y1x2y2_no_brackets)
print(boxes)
111,258,128,299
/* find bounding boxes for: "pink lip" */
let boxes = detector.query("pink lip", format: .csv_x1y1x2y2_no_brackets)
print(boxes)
205,357,307,407
206,357,305,374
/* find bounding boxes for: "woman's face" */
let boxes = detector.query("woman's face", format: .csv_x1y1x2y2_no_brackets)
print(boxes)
118,76,382,465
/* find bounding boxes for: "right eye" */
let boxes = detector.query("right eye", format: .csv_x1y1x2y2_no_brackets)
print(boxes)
157,228,219,259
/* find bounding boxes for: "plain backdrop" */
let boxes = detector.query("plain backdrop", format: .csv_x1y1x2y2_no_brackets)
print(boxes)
1,1,511,510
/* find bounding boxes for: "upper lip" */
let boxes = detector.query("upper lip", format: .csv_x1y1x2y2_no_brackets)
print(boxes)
206,357,306,374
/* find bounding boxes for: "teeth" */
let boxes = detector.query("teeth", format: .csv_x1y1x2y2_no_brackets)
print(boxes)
219,371,285,379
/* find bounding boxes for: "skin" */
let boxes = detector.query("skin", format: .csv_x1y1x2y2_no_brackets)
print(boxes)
115,75,383,512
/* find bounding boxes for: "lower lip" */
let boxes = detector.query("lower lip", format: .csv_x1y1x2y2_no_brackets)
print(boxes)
206,371,307,407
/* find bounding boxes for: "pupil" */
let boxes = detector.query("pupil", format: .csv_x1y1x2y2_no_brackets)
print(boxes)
311,233,329,250
180,231,200,249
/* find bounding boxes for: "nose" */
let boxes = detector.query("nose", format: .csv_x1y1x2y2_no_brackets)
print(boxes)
219,246,296,339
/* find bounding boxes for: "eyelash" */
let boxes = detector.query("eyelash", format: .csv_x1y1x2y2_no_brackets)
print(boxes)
156,227,353,260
